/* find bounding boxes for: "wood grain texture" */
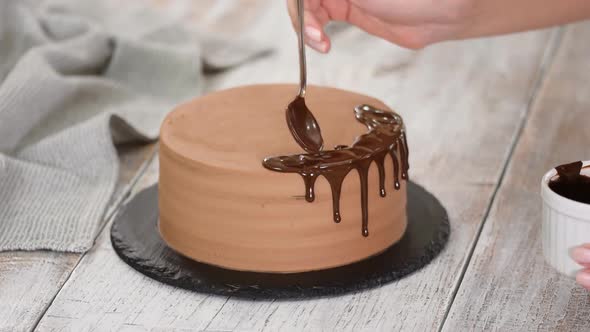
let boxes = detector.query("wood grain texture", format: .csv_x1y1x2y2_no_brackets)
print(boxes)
0,252,78,332
442,22,590,332
0,144,156,332
35,11,561,332
35,158,230,332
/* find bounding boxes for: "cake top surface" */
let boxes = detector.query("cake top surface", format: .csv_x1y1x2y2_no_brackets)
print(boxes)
160,84,393,170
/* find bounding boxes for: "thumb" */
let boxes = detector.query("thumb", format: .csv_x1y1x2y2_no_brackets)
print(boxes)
571,243,590,268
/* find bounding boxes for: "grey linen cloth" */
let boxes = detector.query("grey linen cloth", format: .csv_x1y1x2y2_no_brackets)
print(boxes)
0,0,270,252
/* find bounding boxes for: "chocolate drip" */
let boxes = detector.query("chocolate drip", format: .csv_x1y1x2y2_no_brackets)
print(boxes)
374,151,388,197
390,147,401,190
402,133,410,176
302,172,319,202
357,159,372,237
263,104,410,237
549,161,590,204
323,172,345,223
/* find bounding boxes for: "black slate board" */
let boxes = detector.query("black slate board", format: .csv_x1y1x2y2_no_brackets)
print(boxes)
111,181,449,299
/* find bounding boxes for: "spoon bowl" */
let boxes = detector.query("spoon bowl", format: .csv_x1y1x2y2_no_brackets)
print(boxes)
286,96,324,153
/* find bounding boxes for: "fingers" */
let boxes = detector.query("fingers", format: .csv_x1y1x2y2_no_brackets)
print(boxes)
286,0,432,51
570,244,590,268
346,2,431,49
576,269,590,290
286,0,331,53
303,10,331,53
571,245,590,290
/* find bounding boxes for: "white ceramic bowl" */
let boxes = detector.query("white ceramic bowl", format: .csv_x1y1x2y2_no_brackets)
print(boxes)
541,160,590,277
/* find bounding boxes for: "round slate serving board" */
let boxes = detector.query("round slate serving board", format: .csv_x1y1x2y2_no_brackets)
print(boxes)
111,181,449,299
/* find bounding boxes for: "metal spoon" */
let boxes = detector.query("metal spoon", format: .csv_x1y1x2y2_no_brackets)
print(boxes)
286,0,324,153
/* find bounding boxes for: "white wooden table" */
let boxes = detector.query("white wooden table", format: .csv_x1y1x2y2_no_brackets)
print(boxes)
1,2,589,331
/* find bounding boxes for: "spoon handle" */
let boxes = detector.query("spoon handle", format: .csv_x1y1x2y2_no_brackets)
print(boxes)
296,0,307,97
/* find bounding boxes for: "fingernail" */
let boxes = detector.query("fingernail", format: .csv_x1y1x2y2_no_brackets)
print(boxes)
570,246,590,264
306,39,328,53
304,26,322,42
576,270,590,290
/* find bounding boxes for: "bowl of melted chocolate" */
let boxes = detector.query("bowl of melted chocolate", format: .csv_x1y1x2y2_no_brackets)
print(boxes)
548,161,590,204
541,160,590,277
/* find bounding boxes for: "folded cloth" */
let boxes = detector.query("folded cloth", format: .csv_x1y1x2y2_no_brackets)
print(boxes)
0,0,270,252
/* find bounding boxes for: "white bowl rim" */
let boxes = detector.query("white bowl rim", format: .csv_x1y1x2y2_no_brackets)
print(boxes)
541,160,590,220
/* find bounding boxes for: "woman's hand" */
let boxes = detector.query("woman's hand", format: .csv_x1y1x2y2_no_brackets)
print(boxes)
571,244,590,290
287,0,475,51
287,0,590,52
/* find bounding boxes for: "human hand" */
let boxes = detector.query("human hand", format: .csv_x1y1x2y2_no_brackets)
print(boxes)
570,244,590,290
287,0,475,51
287,0,590,52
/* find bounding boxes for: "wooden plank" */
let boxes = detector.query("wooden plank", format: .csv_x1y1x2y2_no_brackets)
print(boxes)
442,22,590,331
0,252,78,332
34,157,228,332
35,21,559,331
0,144,156,332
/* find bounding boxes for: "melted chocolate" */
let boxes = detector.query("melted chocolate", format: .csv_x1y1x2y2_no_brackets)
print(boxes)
549,161,590,204
263,104,409,237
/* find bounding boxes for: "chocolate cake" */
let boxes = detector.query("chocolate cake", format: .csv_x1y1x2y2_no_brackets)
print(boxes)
158,84,409,273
